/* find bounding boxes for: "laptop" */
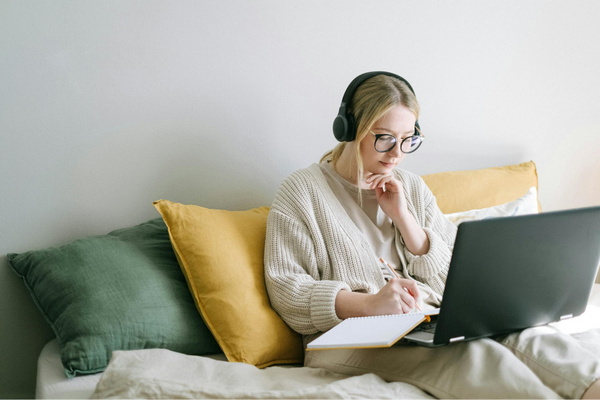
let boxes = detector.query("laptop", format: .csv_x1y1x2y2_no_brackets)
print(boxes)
403,205,600,347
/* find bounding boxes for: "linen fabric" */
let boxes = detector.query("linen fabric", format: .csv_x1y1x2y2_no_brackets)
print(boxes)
152,200,304,368
7,218,221,378
304,324,600,399
264,163,457,335
90,347,433,399
421,161,541,214
444,186,539,226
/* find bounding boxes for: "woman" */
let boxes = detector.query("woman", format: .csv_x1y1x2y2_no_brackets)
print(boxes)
264,72,600,399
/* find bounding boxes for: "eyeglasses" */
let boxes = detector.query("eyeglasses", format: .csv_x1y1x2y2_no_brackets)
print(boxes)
370,126,425,153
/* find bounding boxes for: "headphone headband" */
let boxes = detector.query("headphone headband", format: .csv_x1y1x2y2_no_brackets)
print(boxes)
333,71,420,142
340,71,416,107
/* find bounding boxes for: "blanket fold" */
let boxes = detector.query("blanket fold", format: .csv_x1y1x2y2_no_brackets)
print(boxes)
91,348,433,399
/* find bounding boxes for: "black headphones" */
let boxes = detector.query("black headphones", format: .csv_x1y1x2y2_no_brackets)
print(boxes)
332,71,421,142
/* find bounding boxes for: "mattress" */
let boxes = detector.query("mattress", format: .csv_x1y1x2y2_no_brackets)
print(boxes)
37,284,600,399
36,339,228,399
36,340,101,399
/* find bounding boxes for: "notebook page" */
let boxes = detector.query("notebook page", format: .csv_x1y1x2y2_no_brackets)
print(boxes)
306,313,426,350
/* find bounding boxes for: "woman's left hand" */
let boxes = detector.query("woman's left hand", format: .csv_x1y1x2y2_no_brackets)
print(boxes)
366,173,408,220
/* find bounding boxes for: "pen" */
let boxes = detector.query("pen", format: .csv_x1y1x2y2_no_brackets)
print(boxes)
379,257,401,279
379,257,422,312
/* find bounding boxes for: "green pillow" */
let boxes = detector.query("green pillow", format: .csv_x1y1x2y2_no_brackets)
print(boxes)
7,218,221,378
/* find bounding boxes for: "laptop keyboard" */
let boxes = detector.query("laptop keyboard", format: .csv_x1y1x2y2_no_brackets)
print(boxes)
414,322,437,334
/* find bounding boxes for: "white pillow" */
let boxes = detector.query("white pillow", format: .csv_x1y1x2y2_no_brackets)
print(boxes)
444,187,539,227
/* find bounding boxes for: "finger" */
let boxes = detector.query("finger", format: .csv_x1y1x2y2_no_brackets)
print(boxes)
379,177,395,194
367,173,391,183
371,175,391,189
367,174,384,187
399,289,416,310
411,287,420,303
379,176,393,190
406,282,420,302
385,277,398,287
400,298,413,314
393,290,410,314
365,173,382,184
382,176,400,192
410,289,421,302
375,185,389,200
369,178,380,189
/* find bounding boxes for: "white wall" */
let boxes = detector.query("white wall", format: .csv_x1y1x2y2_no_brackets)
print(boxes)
1,0,599,397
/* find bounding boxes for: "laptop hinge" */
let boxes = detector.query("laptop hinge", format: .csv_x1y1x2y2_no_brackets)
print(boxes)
560,314,574,320
449,336,465,343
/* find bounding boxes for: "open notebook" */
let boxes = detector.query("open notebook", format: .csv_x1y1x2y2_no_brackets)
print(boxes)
306,309,440,350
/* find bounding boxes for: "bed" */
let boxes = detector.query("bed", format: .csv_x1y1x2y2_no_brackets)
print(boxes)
36,284,600,399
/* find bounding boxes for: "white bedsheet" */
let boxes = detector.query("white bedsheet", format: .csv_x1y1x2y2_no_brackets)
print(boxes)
38,284,600,399
36,340,228,399
36,340,101,399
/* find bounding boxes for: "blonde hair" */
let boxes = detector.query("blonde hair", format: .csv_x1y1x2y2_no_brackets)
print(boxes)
320,75,420,201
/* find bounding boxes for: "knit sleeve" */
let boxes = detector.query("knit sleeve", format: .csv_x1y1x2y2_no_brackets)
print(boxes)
401,176,457,296
264,209,351,335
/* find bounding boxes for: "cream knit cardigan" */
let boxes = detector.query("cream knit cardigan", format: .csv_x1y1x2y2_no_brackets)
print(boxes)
264,163,457,335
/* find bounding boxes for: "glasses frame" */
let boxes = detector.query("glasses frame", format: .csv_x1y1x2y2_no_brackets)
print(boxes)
370,126,426,154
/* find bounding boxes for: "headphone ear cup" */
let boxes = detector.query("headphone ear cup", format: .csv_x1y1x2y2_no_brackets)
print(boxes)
333,114,349,142
345,113,356,142
333,113,357,142
333,104,357,142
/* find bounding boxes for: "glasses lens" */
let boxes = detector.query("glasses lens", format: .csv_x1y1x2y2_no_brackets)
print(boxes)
375,135,396,152
401,135,423,154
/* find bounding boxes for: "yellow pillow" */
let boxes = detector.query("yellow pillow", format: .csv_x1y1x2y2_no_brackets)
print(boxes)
421,161,542,214
153,200,304,368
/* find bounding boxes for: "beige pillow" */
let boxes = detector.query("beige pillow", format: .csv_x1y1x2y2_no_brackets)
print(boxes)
444,187,539,226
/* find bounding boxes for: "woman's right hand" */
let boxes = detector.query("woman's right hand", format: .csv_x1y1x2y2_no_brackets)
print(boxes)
367,278,420,315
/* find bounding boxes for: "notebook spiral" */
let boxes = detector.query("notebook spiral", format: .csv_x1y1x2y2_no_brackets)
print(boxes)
349,312,422,320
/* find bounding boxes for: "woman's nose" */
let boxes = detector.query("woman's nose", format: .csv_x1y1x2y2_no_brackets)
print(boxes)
389,141,403,157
